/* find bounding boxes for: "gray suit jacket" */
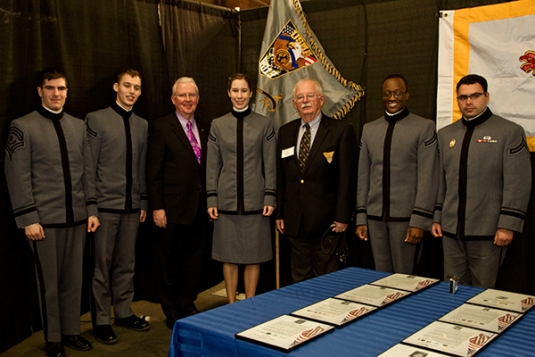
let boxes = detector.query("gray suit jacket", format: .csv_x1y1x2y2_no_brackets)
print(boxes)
86,104,148,213
434,108,531,239
206,110,276,213
5,107,97,228
356,109,438,230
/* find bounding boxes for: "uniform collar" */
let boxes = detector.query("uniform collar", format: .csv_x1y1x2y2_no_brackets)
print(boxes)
384,107,409,124
462,108,493,129
231,106,251,120
38,105,64,121
112,102,132,120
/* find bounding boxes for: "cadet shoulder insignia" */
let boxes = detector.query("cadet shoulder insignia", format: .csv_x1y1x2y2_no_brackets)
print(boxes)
6,126,25,162
86,121,98,138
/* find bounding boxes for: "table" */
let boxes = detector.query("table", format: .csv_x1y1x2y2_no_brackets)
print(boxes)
168,267,535,357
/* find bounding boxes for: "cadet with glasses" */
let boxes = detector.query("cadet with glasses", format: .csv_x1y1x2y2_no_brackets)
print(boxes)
356,74,438,274
432,74,531,288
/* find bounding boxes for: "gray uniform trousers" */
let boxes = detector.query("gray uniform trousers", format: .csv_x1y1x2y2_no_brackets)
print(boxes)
31,225,86,342
368,220,416,274
91,212,139,324
443,237,506,288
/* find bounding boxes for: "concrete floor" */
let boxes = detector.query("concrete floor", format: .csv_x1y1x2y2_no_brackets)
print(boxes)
1,282,228,357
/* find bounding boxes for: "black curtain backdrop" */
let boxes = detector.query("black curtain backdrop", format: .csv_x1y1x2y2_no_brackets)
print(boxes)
159,0,240,126
2,0,533,353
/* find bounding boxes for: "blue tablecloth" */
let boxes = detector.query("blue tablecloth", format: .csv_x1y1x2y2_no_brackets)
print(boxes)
168,267,535,357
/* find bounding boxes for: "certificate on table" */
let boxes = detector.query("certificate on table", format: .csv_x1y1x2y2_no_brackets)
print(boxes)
378,343,450,357
235,315,334,351
371,273,439,292
291,298,377,326
467,289,535,313
403,321,497,357
335,284,410,307
439,303,521,333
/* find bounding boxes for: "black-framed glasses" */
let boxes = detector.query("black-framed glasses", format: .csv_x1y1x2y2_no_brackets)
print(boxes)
382,91,406,99
456,92,486,102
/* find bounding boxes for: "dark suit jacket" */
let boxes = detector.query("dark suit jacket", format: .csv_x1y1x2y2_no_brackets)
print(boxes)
277,114,358,238
146,113,208,225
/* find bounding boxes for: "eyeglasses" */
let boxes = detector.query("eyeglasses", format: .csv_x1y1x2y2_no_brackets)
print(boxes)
456,92,486,102
382,91,406,99
294,94,319,102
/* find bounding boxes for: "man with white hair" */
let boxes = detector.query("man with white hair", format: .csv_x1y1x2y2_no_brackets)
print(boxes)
146,77,209,328
276,78,357,282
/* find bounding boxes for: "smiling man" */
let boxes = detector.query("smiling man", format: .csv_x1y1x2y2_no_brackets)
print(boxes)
431,74,531,288
85,69,149,344
355,74,438,274
5,67,99,357
146,77,209,328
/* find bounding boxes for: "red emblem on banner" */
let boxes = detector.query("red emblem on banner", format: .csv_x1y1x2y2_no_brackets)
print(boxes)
259,20,317,80
520,50,535,76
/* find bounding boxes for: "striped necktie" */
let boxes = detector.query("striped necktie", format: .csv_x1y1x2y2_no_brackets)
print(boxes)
186,121,201,164
298,123,311,173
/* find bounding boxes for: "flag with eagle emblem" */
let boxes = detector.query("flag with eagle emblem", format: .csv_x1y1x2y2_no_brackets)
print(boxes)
255,0,364,129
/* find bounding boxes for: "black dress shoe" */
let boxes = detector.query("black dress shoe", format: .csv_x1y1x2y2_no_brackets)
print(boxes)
166,315,178,330
94,324,117,344
61,334,92,351
45,342,65,357
114,314,150,331
185,308,198,317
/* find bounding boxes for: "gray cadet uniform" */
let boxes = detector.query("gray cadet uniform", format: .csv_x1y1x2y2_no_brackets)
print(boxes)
4,106,97,342
207,108,276,264
86,103,148,325
434,108,531,287
357,108,438,273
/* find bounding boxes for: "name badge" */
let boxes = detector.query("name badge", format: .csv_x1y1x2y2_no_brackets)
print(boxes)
281,146,295,158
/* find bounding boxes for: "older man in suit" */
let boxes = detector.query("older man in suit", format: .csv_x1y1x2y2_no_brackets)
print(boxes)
276,78,358,283
146,77,208,328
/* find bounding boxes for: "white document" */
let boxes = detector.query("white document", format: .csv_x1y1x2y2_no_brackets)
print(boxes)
335,284,410,307
371,274,439,292
291,298,376,326
403,321,497,357
467,289,535,313
439,304,521,333
235,315,334,351
378,343,450,357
